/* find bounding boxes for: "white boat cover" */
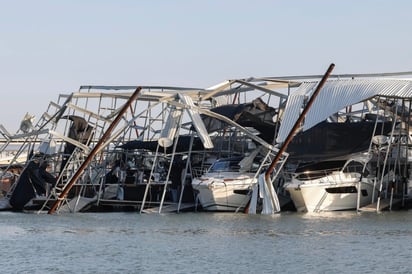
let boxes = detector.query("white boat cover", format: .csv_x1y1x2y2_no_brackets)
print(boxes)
277,78,412,143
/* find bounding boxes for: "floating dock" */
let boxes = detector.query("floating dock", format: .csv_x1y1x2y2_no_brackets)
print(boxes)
359,198,402,212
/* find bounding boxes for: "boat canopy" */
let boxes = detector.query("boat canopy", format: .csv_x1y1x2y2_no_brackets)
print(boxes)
118,135,205,153
286,120,394,162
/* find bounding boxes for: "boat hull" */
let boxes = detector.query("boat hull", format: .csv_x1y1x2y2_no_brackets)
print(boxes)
284,185,307,212
192,173,255,212
286,173,377,212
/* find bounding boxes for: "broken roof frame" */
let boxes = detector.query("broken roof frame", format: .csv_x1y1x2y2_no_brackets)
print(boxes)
276,74,412,144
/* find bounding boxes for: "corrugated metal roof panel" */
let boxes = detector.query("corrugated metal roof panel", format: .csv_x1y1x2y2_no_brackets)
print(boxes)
304,79,378,130
179,94,214,149
276,82,313,143
158,106,183,148
277,78,412,143
398,81,412,97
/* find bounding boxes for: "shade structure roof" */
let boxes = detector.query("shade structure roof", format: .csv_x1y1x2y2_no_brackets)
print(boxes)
277,78,412,143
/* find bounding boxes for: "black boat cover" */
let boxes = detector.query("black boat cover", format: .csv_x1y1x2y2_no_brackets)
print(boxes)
286,121,395,162
9,157,56,210
60,115,94,171
62,115,94,154
118,135,205,153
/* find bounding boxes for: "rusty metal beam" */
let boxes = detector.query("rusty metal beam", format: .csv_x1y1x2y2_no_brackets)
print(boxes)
265,63,335,182
48,87,142,214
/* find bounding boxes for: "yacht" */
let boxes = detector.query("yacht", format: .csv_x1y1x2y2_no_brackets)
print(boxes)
192,156,258,212
285,154,378,212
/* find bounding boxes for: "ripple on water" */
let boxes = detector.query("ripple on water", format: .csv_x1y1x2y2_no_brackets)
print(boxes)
0,211,412,273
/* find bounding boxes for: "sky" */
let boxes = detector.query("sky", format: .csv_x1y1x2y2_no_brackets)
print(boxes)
1,0,411,132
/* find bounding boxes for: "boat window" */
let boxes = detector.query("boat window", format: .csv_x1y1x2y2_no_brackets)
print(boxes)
295,170,332,180
325,186,357,193
295,160,345,173
294,160,345,180
209,159,241,172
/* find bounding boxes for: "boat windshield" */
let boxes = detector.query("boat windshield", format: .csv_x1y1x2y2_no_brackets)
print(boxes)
342,160,366,174
209,159,241,173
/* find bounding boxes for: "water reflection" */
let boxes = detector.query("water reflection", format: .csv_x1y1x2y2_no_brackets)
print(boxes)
0,211,412,273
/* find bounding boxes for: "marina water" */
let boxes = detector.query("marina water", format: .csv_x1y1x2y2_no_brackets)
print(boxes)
1,210,412,273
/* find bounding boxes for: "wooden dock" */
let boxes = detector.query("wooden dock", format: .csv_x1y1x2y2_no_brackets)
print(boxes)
359,198,402,212
142,203,195,213
91,199,195,213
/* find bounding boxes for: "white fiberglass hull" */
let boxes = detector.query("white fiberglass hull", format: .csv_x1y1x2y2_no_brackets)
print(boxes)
284,184,307,212
286,173,377,213
192,173,256,212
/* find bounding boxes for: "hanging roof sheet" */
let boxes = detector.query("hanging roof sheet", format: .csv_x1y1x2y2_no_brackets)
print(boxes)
277,78,412,143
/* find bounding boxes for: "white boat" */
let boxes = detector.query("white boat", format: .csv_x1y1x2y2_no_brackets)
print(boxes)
0,151,27,165
285,154,378,212
192,156,257,212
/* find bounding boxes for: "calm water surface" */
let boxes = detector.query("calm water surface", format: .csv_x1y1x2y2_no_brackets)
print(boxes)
0,210,411,273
